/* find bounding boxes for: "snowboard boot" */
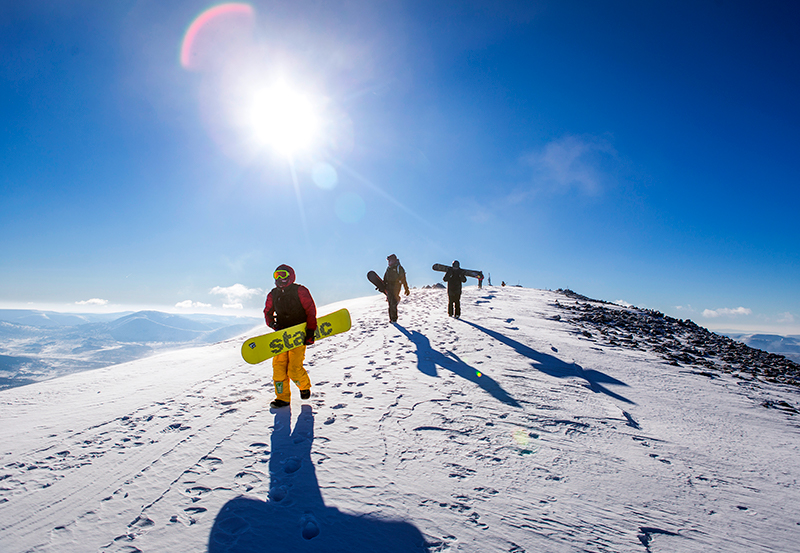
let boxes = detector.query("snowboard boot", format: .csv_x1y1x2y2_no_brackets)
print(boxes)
270,399,290,409
300,389,311,400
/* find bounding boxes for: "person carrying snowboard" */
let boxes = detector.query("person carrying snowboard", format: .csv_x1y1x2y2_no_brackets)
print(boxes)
443,260,467,318
383,253,410,323
263,264,316,408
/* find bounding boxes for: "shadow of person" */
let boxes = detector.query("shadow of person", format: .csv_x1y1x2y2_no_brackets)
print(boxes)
393,323,520,408
208,404,430,552
460,320,636,405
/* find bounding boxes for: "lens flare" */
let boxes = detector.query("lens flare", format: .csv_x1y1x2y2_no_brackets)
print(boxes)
312,162,338,189
180,3,254,71
512,427,539,456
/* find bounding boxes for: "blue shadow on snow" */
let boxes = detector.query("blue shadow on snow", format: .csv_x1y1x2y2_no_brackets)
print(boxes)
208,405,430,552
460,320,635,405
393,323,521,408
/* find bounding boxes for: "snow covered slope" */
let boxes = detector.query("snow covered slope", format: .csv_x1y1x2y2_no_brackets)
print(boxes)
1,287,799,552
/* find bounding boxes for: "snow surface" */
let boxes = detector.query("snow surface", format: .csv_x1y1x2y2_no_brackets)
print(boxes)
1,287,799,552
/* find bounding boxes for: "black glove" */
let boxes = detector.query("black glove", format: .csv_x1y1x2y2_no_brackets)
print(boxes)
404,288,410,296
304,329,316,345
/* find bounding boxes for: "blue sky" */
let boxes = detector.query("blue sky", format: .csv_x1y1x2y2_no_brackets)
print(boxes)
1,1,798,333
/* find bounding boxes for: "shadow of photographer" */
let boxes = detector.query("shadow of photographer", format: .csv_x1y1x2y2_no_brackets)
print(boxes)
208,405,430,552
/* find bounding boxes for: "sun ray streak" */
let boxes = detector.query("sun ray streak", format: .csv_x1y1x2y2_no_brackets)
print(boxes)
288,157,312,253
328,157,440,235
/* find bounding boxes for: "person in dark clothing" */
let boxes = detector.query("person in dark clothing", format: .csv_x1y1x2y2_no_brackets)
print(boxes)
383,254,410,323
443,260,467,318
263,264,317,408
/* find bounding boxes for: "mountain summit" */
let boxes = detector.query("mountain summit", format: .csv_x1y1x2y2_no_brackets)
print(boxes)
1,287,798,552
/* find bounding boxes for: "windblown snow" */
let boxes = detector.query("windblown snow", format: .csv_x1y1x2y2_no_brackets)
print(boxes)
1,287,799,552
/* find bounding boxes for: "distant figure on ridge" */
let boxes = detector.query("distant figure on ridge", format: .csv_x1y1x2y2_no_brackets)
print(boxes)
443,260,467,318
383,254,410,323
263,264,316,408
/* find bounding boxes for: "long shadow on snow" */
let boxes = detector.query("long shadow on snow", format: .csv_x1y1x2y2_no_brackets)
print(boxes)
393,323,521,407
208,404,430,553
460,320,635,405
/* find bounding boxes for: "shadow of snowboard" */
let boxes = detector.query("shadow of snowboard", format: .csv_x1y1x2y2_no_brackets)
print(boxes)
461,320,635,405
394,323,520,407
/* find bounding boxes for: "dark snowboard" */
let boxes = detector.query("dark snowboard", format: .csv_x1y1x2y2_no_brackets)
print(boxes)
432,263,483,280
367,270,386,294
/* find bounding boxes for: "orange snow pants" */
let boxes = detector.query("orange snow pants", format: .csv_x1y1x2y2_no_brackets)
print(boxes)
272,345,311,402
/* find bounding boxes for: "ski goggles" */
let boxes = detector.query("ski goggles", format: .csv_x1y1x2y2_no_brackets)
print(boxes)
274,269,291,280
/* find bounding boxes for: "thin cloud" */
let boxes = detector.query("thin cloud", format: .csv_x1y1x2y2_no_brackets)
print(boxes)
75,298,109,306
702,307,752,318
210,284,263,309
522,134,618,196
175,300,212,309
777,312,795,324
452,134,620,223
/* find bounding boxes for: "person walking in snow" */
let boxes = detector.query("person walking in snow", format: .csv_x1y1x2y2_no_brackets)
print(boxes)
263,264,316,409
443,260,467,318
383,253,410,323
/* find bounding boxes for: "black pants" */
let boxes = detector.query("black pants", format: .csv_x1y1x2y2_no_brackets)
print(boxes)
387,289,400,322
448,293,461,318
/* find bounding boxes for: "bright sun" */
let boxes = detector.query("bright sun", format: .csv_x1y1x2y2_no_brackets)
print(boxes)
250,83,320,157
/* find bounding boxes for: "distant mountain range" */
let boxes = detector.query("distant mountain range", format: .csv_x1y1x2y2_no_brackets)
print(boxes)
0,309,262,390
2,306,798,392
725,333,800,364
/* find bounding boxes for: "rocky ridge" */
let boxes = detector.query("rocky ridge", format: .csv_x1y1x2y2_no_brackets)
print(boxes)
553,289,800,405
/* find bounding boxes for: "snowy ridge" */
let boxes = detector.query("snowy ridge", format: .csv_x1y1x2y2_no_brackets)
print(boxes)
1,287,799,552
555,289,800,389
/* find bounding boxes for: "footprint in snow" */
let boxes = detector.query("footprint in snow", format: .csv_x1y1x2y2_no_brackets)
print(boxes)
184,486,213,502
300,513,321,540
269,485,288,502
197,456,223,473
234,471,264,492
162,422,190,433
185,506,207,515
283,456,301,474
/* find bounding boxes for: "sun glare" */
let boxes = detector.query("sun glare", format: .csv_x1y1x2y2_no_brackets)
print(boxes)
250,83,320,156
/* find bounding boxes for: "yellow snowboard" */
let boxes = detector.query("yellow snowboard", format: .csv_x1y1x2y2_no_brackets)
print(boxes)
241,308,352,364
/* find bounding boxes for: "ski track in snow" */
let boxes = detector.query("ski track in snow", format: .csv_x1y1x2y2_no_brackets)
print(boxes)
1,287,799,552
